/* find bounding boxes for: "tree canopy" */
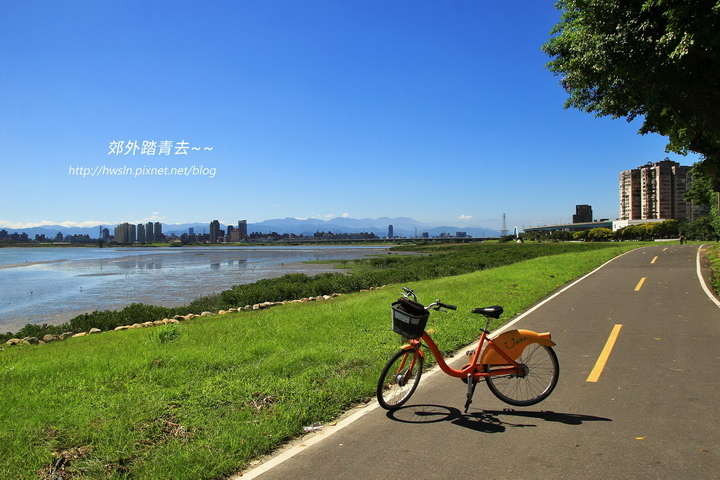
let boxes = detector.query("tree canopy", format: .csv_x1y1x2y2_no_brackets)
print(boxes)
686,163,720,236
543,0,720,186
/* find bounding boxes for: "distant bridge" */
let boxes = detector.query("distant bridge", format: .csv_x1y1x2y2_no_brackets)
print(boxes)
523,220,614,233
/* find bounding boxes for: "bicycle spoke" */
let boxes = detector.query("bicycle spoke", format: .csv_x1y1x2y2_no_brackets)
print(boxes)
486,344,559,406
377,349,423,410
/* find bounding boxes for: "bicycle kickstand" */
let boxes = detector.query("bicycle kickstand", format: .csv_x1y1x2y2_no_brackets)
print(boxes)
464,373,476,413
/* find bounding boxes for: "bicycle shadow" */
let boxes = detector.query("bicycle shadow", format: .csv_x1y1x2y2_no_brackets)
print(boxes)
386,404,612,434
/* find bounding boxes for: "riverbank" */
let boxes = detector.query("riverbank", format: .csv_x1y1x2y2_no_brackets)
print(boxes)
0,246,390,334
3,242,652,342
0,244,646,479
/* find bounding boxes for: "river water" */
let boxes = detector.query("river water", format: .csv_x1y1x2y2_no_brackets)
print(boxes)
0,246,389,333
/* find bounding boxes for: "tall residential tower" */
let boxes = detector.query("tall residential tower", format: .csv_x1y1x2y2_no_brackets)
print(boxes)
619,159,692,221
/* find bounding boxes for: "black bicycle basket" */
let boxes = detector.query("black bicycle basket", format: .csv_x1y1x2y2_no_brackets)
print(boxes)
391,298,429,339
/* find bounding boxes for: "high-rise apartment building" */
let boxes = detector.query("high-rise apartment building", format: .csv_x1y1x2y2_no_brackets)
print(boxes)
210,220,222,243
136,223,146,243
114,222,135,244
619,159,692,221
146,222,155,243
226,220,248,243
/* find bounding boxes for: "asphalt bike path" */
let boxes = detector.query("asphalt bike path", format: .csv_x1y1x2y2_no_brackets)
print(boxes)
239,245,720,479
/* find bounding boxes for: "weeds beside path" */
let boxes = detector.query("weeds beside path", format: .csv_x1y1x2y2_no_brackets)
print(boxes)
704,243,720,293
0,243,644,479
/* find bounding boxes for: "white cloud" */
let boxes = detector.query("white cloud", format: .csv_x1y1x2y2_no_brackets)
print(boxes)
142,213,166,222
0,213,168,229
302,213,338,221
0,219,113,229
341,212,350,218
458,215,473,221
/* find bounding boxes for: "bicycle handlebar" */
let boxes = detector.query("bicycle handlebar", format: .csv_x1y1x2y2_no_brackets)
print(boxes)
400,287,456,311
434,301,457,311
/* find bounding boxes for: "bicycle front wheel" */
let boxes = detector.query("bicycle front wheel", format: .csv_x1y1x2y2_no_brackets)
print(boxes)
376,348,424,410
486,343,559,406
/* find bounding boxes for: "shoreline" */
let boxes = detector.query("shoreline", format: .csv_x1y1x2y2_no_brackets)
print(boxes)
0,249,373,334
0,259,71,269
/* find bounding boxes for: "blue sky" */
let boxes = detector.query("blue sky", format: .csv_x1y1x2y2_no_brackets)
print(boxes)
0,1,699,232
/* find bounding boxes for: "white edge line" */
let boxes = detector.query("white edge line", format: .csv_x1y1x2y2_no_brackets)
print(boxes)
233,405,374,479
696,244,720,308
234,247,638,479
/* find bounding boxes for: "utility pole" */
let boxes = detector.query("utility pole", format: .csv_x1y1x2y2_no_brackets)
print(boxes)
500,213,508,237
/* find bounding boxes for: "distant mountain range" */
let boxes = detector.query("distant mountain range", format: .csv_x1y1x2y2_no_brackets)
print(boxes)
1,217,502,239
245,217,501,238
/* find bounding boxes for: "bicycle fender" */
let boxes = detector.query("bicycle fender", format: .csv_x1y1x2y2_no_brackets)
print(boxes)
400,343,425,359
480,329,555,365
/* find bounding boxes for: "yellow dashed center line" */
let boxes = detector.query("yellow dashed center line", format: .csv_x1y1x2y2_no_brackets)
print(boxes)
651,256,658,264
634,277,646,291
587,324,623,382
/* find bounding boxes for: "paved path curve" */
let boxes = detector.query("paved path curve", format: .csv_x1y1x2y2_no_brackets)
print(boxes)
239,245,720,480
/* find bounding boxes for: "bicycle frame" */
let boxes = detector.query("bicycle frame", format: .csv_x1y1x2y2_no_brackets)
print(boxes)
401,325,555,382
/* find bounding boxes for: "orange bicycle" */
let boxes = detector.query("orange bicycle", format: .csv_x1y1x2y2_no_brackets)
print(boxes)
377,287,559,412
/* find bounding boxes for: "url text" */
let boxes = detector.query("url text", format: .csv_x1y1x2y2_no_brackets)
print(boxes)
68,165,217,178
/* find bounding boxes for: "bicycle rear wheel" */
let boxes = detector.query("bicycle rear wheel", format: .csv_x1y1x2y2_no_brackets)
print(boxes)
377,348,424,410
486,343,559,406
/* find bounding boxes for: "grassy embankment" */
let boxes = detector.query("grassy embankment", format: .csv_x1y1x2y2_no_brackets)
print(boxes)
705,243,720,292
0,243,646,479
3,242,633,342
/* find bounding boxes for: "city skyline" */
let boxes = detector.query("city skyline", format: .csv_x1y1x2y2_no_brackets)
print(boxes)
1,153,704,235
0,215,500,238
0,213,537,232
1,2,701,232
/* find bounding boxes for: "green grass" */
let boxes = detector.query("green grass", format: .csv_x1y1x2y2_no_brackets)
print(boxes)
0,243,642,479
705,243,720,293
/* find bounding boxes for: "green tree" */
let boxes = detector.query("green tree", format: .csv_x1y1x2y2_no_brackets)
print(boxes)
587,227,614,241
543,1,720,186
687,163,718,207
573,230,588,241
623,225,640,241
617,223,655,241
551,230,574,241
656,219,680,238
685,163,720,239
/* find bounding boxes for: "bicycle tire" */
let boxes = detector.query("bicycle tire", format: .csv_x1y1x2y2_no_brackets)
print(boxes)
485,343,559,406
376,348,424,410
